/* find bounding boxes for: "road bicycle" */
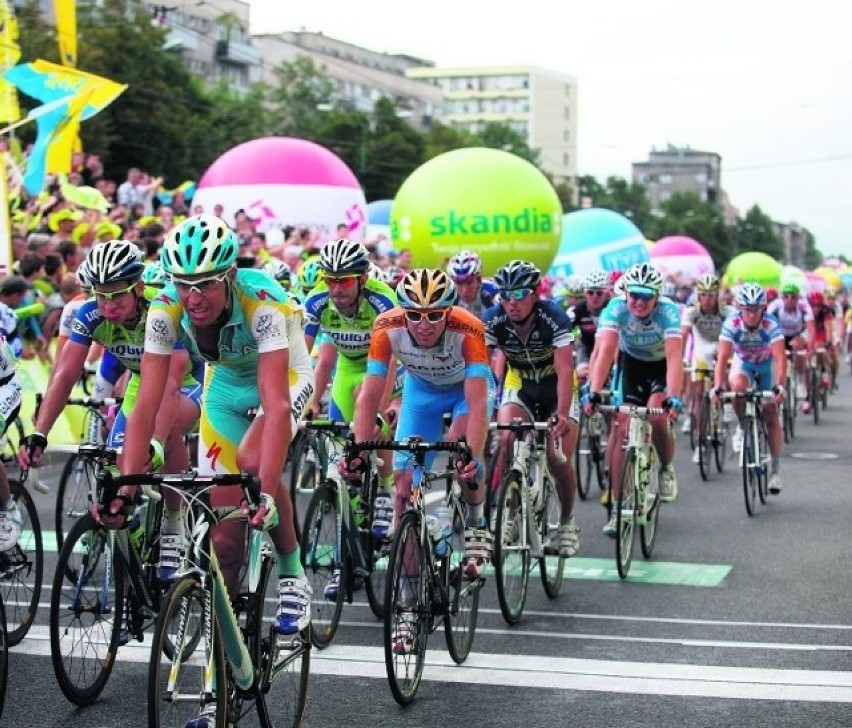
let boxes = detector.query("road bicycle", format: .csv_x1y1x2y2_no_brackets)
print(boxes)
598,404,667,579
108,471,310,728
299,419,387,648
696,390,729,481
287,425,321,539
721,389,775,517
47,395,122,551
490,419,565,625
686,366,715,452
781,352,797,442
0,457,43,647
346,435,482,706
49,452,175,705
575,407,607,500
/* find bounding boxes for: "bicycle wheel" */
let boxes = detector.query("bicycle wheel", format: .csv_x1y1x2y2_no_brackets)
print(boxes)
493,471,529,625
687,412,697,451
640,448,661,559
363,473,388,620
756,419,770,506
698,396,713,482
0,592,6,720
148,575,227,728
300,480,344,649
742,417,757,517
253,553,310,728
591,416,608,491
615,447,636,579
574,412,590,500
810,369,820,424
288,431,319,539
1,480,43,645
786,375,796,440
820,371,829,410
56,453,97,557
50,514,123,706
444,500,480,663
714,407,728,473
383,511,428,706
538,473,564,598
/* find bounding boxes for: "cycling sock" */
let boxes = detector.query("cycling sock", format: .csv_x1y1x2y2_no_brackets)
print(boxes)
771,457,780,474
466,502,484,524
277,548,304,578
379,473,394,491
163,507,183,534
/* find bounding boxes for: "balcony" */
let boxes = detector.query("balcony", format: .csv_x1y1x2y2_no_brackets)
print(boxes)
163,25,199,52
215,39,261,66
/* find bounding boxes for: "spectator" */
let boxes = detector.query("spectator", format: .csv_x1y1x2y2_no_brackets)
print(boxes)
47,208,83,245
81,153,104,186
56,240,81,272
117,167,160,216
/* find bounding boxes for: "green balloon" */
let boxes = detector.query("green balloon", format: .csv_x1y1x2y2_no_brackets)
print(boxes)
390,148,562,276
723,251,782,288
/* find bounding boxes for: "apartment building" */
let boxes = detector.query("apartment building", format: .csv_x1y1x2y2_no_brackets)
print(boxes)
405,65,578,186
632,145,722,211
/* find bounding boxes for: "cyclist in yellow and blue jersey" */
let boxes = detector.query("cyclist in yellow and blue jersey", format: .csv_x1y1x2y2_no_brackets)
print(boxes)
117,216,315,651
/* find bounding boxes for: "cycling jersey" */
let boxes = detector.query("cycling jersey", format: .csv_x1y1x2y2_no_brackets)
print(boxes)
483,299,574,382
682,303,737,369
303,277,397,359
455,280,497,320
0,334,21,431
366,306,492,391
766,298,813,338
566,299,603,358
812,304,834,343
719,312,783,364
598,297,682,362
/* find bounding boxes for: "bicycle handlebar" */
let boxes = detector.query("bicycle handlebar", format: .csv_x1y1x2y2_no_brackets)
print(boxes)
489,420,552,432
719,390,776,401
344,435,471,464
298,419,350,434
597,404,667,417
98,471,262,507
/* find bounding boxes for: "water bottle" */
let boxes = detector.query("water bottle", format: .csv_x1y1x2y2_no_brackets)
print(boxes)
432,505,453,557
129,501,147,551
348,486,364,528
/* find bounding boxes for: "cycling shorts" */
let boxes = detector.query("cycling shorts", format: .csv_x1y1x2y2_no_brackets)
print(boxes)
500,369,579,422
616,352,668,407
730,356,775,390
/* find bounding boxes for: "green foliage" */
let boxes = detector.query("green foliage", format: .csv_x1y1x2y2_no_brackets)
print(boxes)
728,205,783,260
648,191,731,270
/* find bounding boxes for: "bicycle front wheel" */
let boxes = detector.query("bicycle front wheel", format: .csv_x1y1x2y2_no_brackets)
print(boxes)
55,454,97,555
254,554,310,728
0,592,6,720
444,500,480,663
288,431,319,539
756,419,770,506
50,514,123,706
615,448,637,579
640,448,661,560
384,511,428,706
300,481,345,649
698,396,713,482
148,575,226,728
363,473,388,620
1,480,43,646
494,471,529,625
575,412,590,500
538,474,565,598
742,417,757,517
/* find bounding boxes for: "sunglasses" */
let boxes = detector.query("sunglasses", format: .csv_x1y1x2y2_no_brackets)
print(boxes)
172,271,229,295
325,275,359,289
585,289,606,296
92,281,137,302
741,305,763,314
499,288,533,301
628,290,654,302
404,309,447,324
782,293,799,298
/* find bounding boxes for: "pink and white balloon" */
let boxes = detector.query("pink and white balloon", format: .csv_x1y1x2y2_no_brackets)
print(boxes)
192,137,367,242
648,235,714,282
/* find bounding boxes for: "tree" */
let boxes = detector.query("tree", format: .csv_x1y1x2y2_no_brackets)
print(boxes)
422,120,475,160
265,56,335,139
475,121,540,166
728,205,782,260
803,228,822,270
649,191,732,270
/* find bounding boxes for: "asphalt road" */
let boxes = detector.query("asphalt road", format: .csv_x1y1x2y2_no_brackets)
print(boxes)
4,368,852,728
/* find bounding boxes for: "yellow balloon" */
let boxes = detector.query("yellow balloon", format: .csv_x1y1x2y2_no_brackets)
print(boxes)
813,266,842,290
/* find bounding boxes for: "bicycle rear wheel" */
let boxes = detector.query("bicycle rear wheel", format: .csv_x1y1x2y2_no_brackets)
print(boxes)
148,575,226,728
288,431,319,540
444,499,480,663
538,474,564,598
363,472,388,620
575,412,590,500
810,369,820,424
300,481,344,649
253,554,310,728
756,419,770,506
0,592,6,720
640,448,661,559
742,417,757,516
698,396,713,481
615,448,637,579
384,511,428,706
1,480,43,645
50,514,123,706
494,471,529,625
56,454,97,555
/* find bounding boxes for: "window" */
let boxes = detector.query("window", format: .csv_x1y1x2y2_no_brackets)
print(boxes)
659,173,673,184
695,172,707,183
564,107,570,121
563,152,570,166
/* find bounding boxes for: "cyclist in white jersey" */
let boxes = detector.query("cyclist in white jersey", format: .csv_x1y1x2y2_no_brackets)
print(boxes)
766,281,814,405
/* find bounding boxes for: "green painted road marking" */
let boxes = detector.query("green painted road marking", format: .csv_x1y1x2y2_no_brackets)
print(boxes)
561,558,730,586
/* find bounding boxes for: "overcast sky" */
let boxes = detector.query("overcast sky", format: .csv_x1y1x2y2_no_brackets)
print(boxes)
248,0,851,257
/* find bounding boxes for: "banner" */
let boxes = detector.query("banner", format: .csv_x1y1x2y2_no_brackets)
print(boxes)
0,152,9,276
53,0,77,67
0,0,20,123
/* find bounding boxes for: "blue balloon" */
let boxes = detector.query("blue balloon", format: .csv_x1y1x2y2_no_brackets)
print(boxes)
549,208,648,279
366,199,393,226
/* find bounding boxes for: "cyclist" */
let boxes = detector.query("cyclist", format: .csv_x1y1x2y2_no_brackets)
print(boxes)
809,290,838,391
766,282,815,412
303,239,399,562
581,263,683,537
561,274,585,313
19,240,202,581
712,283,786,493
447,249,497,320
569,269,609,384
117,215,315,641
342,269,495,582
0,311,23,551
681,274,736,462
484,260,580,557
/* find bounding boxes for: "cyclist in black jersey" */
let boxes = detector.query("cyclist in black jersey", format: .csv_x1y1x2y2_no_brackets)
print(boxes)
568,269,609,383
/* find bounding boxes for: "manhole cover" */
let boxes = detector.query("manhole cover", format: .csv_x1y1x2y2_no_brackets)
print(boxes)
789,452,840,460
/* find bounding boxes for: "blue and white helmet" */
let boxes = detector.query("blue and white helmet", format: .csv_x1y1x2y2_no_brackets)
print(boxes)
582,269,608,291
735,282,767,307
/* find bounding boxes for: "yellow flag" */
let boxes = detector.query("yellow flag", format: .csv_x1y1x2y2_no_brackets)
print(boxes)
30,60,126,120
54,0,77,67
0,0,21,123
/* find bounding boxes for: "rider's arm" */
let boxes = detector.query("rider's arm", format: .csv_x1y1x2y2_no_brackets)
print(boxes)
353,373,386,443
256,348,292,496
589,329,618,393
31,339,88,437
771,338,787,387
309,340,336,413
121,352,171,474
714,339,733,391
463,375,489,460
151,349,193,443
554,343,575,419
664,336,684,398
